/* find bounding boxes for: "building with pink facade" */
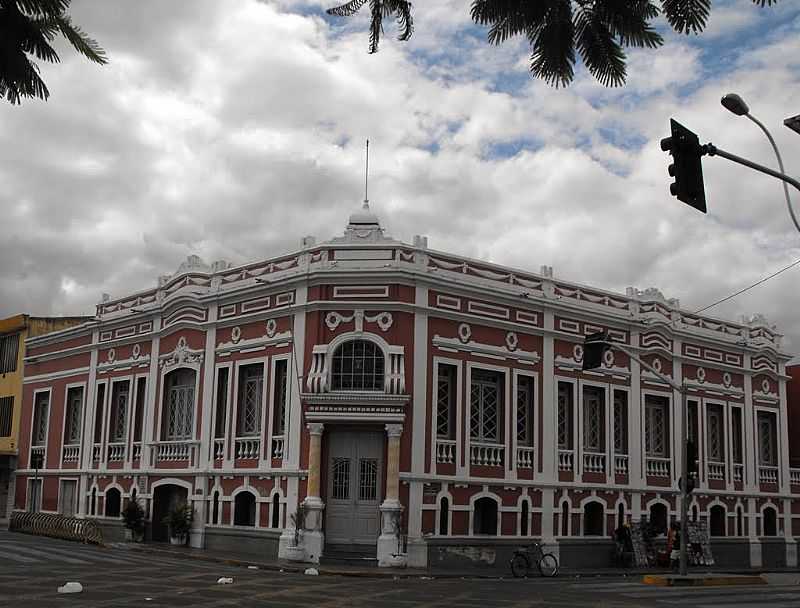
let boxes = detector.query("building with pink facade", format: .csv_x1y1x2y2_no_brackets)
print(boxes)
13,206,800,569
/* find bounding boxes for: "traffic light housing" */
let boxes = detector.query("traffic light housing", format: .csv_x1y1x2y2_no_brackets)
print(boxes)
660,119,707,213
583,332,610,371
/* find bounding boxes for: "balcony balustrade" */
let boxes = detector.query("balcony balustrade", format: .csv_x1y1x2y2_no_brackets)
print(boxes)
271,436,285,460
107,443,125,462
614,454,628,476
583,452,606,474
470,442,504,467
132,442,142,461
733,463,744,483
234,437,260,460
436,440,455,464
62,445,79,463
759,465,778,484
213,438,224,460
646,456,671,477
558,449,574,472
790,468,800,486
707,461,725,481
516,446,534,469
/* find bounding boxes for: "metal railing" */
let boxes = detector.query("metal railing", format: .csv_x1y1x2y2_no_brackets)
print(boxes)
10,512,103,545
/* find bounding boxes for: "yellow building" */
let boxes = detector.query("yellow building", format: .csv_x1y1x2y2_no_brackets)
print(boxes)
1,314,90,523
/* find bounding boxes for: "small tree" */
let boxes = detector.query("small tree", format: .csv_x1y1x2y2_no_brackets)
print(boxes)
122,499,145,536
162,503,193,540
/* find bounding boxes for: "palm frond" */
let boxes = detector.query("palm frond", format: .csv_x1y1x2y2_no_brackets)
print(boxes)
394,1,413,42
661,0,711,34
326,0,367,17
11,0,69,18
368,0,383,53
49,13,107,64
527,0,574,88
575,4,627,86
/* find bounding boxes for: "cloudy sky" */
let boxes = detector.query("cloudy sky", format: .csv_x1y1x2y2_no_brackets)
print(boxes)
1,0,799,356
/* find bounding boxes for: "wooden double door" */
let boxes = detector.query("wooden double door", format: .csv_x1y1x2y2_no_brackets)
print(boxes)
325,431,383,548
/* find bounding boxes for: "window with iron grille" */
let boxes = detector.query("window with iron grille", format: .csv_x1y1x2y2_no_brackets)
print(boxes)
359,458,378,501
214,368,229,439
109,380,130,442
0,333,20,374
162,368,195,440
331,340,384,391
272,359,288,436
93,383,105,443
582,386,604,452
470,369,502,443
613,390,627,454
436,364,456,440
757,411,777,466
731,407,743,464
557,381,573,450
644,395,669,457
0,396,13,438
516,376,534,446
32,392,49,446
237,364,263,436
706,404,724,463
332,457,350,500
63,387,83,445
133,377,146,443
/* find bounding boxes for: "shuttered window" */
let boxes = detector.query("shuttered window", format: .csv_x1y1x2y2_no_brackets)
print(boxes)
0,333,20,374
0,396,13,437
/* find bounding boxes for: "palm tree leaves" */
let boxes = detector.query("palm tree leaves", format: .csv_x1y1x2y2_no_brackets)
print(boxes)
0,0,106,104
327,0,413,54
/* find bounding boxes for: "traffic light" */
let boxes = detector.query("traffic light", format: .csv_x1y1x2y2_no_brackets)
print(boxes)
660,119,707,213
582,332,610,371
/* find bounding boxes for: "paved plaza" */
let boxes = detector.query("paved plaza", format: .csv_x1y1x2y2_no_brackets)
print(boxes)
1,531,800,607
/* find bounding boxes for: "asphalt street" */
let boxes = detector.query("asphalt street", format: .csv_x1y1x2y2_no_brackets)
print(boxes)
1,531,800,607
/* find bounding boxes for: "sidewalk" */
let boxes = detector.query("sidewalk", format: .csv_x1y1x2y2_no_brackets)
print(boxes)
116,542,800,580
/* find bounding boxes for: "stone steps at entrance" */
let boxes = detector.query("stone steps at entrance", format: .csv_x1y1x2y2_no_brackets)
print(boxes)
322,546,378,568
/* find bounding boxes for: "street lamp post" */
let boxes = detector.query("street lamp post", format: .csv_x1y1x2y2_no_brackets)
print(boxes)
721,93,800,235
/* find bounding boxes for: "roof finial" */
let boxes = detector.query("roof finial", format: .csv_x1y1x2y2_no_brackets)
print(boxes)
363,138,370,210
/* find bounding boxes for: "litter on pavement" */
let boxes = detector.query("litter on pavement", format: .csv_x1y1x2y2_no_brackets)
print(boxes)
57,582,83,594
217,577,234,584
304,567,319,576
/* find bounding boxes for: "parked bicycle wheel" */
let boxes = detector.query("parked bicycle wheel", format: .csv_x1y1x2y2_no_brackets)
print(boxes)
537,553,559,577
510,553,530,578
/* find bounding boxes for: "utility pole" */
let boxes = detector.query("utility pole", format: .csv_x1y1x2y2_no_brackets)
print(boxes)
584,333,693,575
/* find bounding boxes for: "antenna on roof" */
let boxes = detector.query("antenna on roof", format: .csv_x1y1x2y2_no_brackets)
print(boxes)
363,138,370,210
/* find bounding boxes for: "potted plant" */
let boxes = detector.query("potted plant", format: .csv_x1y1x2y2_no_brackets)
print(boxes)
162,503,193,546
284,502,306,562
386,511,407,567
122,499,145,542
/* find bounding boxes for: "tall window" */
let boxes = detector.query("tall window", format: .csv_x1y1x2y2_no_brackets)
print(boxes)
93,383,106,444
557,381,574,450
644,395,669,457
237,364,263,436
470,369,502,443
133,378,146,443
331,340,384,391
109,380,130,442
706,404,724,463
0,332,20,373
272,359,288,436
582,386,604,452
436,364,457,440
162,368,196,440
0,396,14,438
613,390,627,454
32,392,50,446
214,368,229,439
516,376,534,447
731,407,743,464
63,387,83,445
757,411,777,466
687,400,698,443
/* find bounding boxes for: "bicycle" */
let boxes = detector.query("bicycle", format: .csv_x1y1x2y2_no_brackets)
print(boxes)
509,542,559,578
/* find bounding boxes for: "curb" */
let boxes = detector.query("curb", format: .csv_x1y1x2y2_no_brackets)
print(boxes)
643,574,767,587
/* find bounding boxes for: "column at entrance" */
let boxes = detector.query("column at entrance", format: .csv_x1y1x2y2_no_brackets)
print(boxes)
378,424,405,567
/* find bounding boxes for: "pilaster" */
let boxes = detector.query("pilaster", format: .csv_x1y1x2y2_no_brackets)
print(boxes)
628,329,643,485
541,310,556,481
78,334,99,515
742,354,757,492
198,306,218,470
286,285,307,468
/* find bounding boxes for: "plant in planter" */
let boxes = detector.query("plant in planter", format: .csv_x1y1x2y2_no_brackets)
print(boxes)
387,510,407,567
122,499,145,542
283,502,306,561
162,503,193,546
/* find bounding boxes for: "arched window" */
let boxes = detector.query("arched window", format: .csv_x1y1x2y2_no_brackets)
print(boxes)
162,368,196,440
473,497,498,535
617,503,625,530
234,491,256,526
212,491,220,525
439,497,449,535
271,494,280,529
105,488,121,518
763,506,777,537
736,506,744,536
583,501,604,536
710,505,726,537
561,502,570,536
520,501,530,536
649,503,668,536
331,340,384,391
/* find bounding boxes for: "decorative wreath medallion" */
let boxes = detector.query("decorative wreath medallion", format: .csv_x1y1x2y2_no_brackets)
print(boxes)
722,372,732,387
177,336,187,349
573,344,584,362
505,332,519,351
762,378,770,393
107,348,116,363
231,326,242,344
603,349,615,368
457,323,472,344
132,344,141,359
696,367,706,383
652,357,662,373
266,319,277,338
